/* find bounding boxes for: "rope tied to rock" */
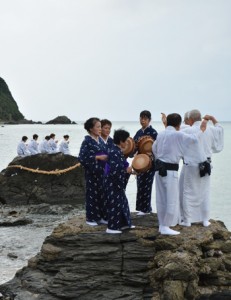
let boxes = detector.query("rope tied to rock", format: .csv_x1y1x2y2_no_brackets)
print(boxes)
7,163,81,175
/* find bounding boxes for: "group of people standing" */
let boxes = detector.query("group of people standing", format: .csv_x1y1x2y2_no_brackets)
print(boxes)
17,133,70,156
78,118,134,233
153,110,223,235
79,109,224,235
78,111,157,234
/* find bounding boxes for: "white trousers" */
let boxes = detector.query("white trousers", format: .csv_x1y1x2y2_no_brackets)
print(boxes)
155,171,180,227
180,165,211,223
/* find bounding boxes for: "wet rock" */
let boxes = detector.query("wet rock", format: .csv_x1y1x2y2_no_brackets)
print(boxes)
7,253,18,259
0,217,32,226
0,205,84,286
0,207,32,226
0,153,85,206
0,213,158,299
1,215,231,299
27,203,77,215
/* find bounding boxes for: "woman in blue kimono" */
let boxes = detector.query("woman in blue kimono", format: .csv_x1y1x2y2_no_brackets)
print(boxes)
133,110,158,215
78,117,108,226
100,118,131,189
100,119,114,151
104,129,135,234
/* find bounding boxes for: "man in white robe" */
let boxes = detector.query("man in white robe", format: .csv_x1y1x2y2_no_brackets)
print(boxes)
39,136,50,153
180,110,224,227
28,134,39,155
17,136,30,156
152,113,207,235
59,135,70,155
48,133,59,153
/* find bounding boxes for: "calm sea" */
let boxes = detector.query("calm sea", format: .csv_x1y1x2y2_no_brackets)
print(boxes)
0,121,230,230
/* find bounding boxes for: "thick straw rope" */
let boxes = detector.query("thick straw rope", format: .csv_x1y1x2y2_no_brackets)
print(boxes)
7,163,81,175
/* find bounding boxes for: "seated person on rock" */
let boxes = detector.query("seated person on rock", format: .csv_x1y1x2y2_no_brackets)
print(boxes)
59,135,70,155
39,136,50,154
48,133,59,153
17,136,31,157
28,134,39,155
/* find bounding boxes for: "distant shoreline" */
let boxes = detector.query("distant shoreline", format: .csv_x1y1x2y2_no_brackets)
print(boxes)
1,120,230,125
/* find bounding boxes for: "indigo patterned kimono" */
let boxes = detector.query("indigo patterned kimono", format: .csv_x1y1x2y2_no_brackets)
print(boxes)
78,135,107,223
133,125,158,213
104,144,131,230
100,136,130,188
100,136,114,152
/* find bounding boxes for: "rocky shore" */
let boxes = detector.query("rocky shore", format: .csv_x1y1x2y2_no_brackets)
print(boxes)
1,153,231,299
1,212,231,300
0,204,84,285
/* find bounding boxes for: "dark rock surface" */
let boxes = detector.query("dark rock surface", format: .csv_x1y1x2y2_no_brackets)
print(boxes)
1,214,231,299
0,153,85,205
46,115,76,124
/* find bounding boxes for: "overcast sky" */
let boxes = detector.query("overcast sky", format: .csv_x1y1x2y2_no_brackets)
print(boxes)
1,0,231,122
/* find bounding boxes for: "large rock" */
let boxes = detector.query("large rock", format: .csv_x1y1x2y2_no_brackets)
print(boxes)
46,116,76,124
0,153,85,205
0,214,231,299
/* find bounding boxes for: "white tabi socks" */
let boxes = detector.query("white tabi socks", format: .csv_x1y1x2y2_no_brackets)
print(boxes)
160,226,180,235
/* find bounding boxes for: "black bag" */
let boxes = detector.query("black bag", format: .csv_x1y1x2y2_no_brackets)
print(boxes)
199,161,211,177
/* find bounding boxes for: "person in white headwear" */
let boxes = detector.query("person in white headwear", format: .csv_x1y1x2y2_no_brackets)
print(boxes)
180,109,224,227
59,135,70,155
17,136,31,156
48,133,59,153
152,113,207,236
39,136,50,153
28,134,39,155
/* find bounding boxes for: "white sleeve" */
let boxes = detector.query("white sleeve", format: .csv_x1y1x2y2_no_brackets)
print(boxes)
211,123,224,153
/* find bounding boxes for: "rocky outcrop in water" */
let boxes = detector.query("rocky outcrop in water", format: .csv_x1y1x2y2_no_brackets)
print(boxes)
0,214,231,300
0,153,85,206
46,115,76,124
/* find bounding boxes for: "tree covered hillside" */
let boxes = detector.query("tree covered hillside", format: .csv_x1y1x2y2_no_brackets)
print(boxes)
0,77,24,121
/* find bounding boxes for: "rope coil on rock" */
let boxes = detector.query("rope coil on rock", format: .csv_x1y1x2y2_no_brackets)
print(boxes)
7,163,81,175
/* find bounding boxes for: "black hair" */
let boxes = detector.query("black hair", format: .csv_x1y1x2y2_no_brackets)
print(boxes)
84,117,100,133
113,129,130,145
63,135,69,139
22,136,28,142
50,133,55,138
101,119,112,127
140,110,151,120
33,134,38,139
45,136,50,140
167,113,182,127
